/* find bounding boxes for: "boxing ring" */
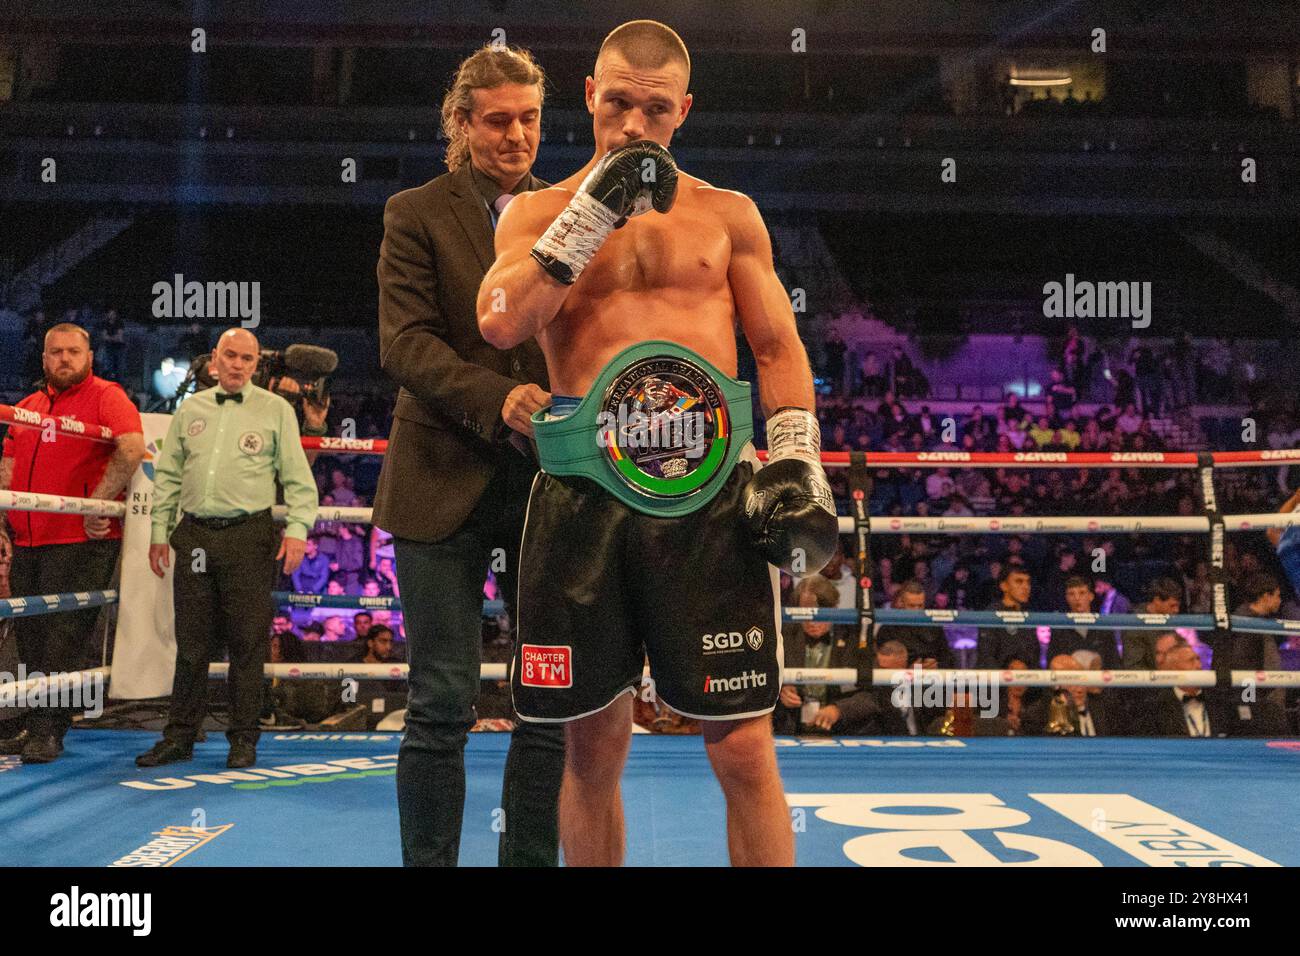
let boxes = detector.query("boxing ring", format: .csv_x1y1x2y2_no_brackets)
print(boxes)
2,732,1296,866
3,406,1300,866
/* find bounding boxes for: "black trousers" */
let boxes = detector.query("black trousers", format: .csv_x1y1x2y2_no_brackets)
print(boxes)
164,512,278,747
394,456,565,867
8,539,120,738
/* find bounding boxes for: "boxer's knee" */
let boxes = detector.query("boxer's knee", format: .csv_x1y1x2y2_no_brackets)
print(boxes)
564,693,632,784
703,715,778,793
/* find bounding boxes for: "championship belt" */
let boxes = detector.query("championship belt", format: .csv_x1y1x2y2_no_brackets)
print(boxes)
531,340,754,517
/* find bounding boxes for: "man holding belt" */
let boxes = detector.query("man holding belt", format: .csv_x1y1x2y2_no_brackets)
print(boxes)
372,44,564,867
0,322,144,763
137,327,318,770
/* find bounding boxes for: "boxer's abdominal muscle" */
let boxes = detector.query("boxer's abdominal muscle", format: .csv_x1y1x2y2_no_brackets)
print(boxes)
539,181,742,395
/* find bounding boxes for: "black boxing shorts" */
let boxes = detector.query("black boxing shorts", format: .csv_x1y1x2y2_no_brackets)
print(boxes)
511,453,782,723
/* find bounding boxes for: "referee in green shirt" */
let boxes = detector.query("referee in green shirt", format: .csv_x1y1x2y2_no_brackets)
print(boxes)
137,328,319,769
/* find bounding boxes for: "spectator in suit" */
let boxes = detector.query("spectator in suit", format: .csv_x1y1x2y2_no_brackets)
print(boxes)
976,566,1039,668
852,640,943,736
1023,654,1117,736
369,44,563,867
877,579,955,669
1131,644,1230,737
1047,575,1120,669
1096,573,1134,663
1000,658,1032,735
1121,577,1184,668
774,575,871,735
1224,572,1288,735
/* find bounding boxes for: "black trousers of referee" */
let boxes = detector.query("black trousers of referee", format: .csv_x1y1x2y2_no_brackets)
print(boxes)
163,511,278,747
7,539,120,740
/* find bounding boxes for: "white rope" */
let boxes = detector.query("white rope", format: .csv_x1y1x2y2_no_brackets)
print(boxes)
0,489,125,518
837,514,1209,535
835,513,1300,535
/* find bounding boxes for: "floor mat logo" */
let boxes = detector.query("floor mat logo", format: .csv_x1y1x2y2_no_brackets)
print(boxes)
121,755,399,792
109,823,234,867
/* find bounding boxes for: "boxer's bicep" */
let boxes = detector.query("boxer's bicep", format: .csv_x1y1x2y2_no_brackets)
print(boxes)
729,197,796,354
727,196,814,411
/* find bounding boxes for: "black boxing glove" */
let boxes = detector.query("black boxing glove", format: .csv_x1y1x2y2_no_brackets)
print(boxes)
530,140,679,285
741,407,839,573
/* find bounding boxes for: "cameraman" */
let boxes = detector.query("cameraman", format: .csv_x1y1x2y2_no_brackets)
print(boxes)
266,371,330,464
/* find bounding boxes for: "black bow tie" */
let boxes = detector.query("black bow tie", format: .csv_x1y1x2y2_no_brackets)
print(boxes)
216,391,243,404
1182,692,1202,703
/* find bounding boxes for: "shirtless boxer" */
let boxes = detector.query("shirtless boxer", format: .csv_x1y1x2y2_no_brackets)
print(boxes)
477,20,838,866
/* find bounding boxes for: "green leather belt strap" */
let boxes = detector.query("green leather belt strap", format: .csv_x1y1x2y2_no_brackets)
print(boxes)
531,340,754,517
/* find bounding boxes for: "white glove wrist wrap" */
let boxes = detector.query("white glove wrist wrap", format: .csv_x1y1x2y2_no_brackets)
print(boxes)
766,407,823,467
531,191,622,283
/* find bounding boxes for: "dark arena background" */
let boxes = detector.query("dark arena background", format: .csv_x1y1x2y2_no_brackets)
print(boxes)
1,0,1299,915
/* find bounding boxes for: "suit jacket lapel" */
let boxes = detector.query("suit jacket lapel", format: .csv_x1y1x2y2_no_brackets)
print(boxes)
448,164,497,274
448,167,550,274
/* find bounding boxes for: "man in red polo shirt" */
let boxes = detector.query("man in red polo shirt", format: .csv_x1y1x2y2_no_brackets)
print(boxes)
0,322,144,763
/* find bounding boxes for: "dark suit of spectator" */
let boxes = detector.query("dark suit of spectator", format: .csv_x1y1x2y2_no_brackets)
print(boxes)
876,623,956,669
774,624,875,734
1046,628,1120,670
371,157,562,867
1129,688,1232,738
1216,602,1288,735
1023,692,1119,736
976,604,1040,669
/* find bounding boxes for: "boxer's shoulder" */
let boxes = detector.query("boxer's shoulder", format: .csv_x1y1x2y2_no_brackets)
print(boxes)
683,179,757,219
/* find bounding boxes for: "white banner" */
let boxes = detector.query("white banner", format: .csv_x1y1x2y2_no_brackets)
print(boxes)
109,413,176,699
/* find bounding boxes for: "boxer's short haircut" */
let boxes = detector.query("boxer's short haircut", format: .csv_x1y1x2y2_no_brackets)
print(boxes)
45,322,91,347
597,19,690,87
1064,575,1092,592
440,44,546,172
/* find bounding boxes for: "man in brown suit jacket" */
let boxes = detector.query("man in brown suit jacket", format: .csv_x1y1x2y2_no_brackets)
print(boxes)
372,45,563,867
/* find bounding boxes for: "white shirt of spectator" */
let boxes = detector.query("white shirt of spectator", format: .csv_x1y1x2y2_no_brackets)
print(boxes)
1076,706,1096,737
1174,687,1210,737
